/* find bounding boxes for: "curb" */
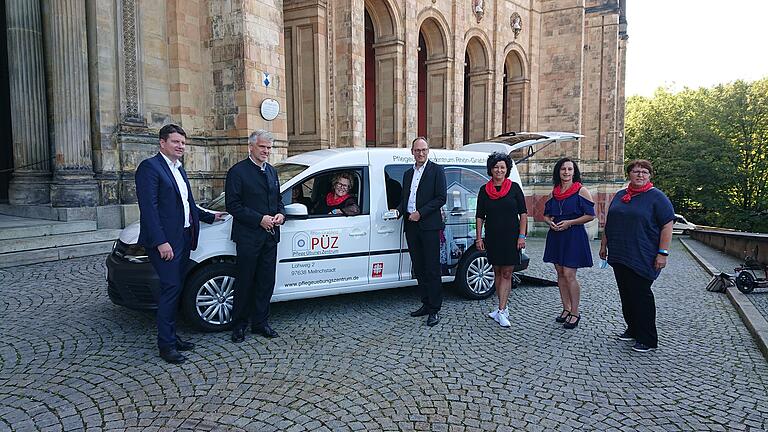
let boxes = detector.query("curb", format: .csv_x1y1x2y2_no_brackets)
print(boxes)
680,238,768,361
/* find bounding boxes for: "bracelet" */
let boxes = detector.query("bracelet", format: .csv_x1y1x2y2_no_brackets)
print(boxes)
518,234,526,239
658,249,669,256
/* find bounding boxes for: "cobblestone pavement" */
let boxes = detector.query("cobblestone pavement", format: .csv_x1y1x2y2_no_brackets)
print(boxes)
2,238,768,431
683,237,768,323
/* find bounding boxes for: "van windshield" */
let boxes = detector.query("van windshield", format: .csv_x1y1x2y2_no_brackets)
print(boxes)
275,163,309,185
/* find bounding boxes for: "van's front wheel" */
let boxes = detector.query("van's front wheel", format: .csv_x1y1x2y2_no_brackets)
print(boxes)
182,262,237,331
455,249,496,299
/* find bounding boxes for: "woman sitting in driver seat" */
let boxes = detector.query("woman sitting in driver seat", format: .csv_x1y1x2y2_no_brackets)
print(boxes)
313,172,360,216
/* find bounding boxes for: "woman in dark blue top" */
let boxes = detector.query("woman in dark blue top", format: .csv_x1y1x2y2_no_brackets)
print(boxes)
543,158,595,329
599,159,674,353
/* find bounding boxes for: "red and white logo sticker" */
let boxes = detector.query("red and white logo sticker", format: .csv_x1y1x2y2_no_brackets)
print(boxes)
371,262,384,278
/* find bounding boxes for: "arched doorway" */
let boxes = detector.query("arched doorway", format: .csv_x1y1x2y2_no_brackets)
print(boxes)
417,33,427,137
462,51,470,143
463,36,492,144
417,18,449,148
364,11,376,146
502,50,527,133
364,0,402,147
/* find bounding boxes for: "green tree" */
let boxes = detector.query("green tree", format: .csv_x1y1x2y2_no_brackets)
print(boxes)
707,80,768,224
625,78,768,232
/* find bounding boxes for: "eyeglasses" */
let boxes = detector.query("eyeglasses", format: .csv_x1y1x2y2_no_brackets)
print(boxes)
413,149,429,153
334,182,350,189
630,170,650,176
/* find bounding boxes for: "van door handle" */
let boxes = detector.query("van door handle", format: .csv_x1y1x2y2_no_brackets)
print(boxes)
377,227,395,234
450,211,466,216
349,230,367,237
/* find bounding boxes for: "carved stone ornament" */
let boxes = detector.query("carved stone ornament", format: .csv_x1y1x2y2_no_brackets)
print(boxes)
511,12,522,39
121,0,143,125
472,0,485,23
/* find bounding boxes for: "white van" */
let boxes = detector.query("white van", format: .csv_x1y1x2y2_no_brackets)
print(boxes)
107,148,529,331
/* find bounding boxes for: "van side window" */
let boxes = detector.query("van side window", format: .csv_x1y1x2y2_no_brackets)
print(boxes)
443,165,488,214
384,165,410,209
384,164,488,212
282,169,365,217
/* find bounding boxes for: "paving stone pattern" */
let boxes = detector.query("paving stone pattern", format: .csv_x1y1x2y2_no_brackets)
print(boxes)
1,239,768,431
684,237,768,324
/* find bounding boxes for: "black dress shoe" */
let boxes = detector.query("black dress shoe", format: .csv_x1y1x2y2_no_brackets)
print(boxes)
252,324,279,338
175,337,195,351
426,312,440,326
159,348,186,364
410,305,430,317
231,327,246,343
563,314,581,329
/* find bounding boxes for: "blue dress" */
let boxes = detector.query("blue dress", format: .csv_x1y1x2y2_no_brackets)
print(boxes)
543,193,595,268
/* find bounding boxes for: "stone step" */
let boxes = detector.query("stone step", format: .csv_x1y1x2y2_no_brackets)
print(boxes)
0,229,121,255
0,203,59,221
0,203,98,221
0,220,98,241
0,240,115,269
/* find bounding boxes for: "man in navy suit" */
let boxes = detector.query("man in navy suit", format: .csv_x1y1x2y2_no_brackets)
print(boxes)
395,137,447,326
135,124,224,364
226,129,285,343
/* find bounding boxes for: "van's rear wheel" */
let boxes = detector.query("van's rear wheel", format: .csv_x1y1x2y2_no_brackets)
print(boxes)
455,248,495,299
182,263,237,331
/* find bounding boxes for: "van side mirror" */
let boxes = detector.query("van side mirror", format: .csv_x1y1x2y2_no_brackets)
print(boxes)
285,203,309,219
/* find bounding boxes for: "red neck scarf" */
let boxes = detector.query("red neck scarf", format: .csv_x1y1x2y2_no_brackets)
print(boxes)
552,182,582,201
621,182,654,203
485,178,512,200
326,192,350,207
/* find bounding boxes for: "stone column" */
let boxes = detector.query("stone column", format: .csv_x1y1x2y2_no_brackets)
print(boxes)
42,0,97,207
6,0,51,204
332,0,366,148
373,40,405,147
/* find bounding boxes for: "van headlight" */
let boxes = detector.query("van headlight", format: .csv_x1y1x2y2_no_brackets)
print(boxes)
113,240,150,263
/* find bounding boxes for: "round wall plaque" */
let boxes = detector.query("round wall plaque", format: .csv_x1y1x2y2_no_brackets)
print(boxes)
260,98,280,121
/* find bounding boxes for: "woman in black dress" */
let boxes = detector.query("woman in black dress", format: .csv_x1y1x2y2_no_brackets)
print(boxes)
313,171,360,216
475,153,528,328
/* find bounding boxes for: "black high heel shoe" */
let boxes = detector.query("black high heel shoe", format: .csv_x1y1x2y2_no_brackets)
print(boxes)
555,309,570,323
563,314,581,329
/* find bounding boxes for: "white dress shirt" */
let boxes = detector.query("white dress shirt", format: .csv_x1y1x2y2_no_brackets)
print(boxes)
407,163,426,213
160,152,191,228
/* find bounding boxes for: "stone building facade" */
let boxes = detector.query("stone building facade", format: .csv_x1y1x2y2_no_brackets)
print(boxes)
0,0,627,229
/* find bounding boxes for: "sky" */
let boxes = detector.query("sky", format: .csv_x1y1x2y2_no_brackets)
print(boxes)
625,0,768,97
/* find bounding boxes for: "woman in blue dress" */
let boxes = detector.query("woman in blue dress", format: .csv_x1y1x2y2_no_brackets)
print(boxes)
543,158,595,329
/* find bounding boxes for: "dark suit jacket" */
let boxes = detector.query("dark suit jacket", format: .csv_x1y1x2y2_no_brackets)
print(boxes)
397,160,447,231
135,153,214,251
225,158,285,250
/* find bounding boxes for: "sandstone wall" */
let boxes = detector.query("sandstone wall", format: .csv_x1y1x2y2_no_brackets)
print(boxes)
22,0,626,217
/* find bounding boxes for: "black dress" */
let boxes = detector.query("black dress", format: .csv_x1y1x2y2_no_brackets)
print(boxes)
313,196,360,216
475,182,527,265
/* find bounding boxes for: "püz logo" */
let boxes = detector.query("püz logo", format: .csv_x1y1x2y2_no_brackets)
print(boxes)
311,235,339,250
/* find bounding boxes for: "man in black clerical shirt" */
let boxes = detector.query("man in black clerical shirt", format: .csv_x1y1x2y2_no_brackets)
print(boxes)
225,129,285,343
